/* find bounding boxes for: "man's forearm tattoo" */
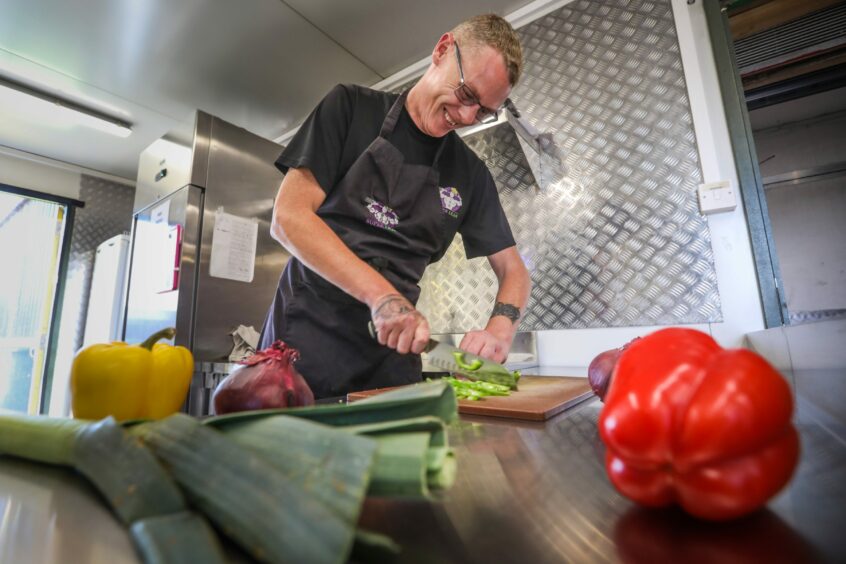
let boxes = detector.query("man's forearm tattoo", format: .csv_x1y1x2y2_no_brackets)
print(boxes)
491,302,521,324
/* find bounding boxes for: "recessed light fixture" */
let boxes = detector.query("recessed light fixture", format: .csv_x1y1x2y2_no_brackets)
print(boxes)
0,76,132,138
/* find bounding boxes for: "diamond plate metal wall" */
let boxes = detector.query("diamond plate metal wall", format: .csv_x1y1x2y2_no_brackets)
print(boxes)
416,0,722,332
64,175,136,350
51,175,135,413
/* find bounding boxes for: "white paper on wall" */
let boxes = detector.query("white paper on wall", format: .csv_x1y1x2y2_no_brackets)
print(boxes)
209,209,258,283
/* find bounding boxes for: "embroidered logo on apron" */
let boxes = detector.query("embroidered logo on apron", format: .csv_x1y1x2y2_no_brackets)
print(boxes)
365,199,399,231
439,187,462,218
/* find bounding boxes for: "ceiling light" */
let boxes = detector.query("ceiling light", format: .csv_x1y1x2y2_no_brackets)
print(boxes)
0,76,132,138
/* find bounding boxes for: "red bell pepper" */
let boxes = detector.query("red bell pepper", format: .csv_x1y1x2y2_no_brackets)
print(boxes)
599,328,800,520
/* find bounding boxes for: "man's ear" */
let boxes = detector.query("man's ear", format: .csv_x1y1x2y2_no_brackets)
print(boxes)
432,32,453,65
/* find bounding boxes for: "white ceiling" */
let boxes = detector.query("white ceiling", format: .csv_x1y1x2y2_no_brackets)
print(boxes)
0,0,537,181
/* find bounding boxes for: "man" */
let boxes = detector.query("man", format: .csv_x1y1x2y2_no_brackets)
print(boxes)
259,14,531,398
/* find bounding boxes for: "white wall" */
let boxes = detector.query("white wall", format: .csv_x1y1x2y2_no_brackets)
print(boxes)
747,318,846,371
535,0,766,370
766,176,846,313
755,111,846,177
0,147,82,199
750,108,846,316
1,145,134,198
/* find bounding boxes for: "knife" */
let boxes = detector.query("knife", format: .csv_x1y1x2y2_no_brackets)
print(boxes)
368,322,518,388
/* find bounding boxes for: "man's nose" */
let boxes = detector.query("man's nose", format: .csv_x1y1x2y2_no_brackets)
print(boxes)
457,104,479,125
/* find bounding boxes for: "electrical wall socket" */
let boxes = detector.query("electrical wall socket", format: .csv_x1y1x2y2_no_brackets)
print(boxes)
698,180,737,214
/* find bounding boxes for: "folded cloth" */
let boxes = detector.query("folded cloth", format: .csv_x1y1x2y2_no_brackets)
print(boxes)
228,325,260,362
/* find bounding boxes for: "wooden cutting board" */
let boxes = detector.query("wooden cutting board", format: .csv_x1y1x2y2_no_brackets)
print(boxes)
347,376,594,421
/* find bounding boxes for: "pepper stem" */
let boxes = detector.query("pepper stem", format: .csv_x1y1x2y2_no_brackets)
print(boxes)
140,327,177,350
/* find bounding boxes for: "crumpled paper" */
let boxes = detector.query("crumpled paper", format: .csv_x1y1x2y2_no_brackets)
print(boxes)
229,325,260,362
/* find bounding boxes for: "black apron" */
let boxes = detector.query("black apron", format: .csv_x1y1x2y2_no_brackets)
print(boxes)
259,91,461,398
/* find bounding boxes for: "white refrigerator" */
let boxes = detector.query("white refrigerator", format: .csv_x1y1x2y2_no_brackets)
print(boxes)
83,234,130,346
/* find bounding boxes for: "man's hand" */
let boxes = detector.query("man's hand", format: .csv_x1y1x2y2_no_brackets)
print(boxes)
459,246,530,365
371,294,430,355
459,330,510,364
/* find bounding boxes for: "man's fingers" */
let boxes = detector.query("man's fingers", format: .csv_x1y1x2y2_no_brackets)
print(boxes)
386,326,402,350
372,301,430,355
478,342,498,361
397,316,429,354
395,326,414,354
459,332,484,356
410,319,430,354
491,346,507,364
458,330,510,362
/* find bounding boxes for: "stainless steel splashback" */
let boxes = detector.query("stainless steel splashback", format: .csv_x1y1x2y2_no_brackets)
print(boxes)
124,111,287,361
416,0,722,332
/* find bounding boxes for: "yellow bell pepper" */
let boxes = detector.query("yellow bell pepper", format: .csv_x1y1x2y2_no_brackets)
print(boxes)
70,327,193,421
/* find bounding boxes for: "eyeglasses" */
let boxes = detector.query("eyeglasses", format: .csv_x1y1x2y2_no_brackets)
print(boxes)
453,41,510,125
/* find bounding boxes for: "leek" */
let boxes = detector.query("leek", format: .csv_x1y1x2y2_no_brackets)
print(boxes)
216,414,377,524
205,380,457,429
344,416,456,497
0,414,226,564
134,413,356,564
72,417,186,524
130,512,226,564
0,413,86,465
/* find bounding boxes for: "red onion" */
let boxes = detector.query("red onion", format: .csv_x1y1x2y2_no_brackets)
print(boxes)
212,341,314,414
588,337,640,401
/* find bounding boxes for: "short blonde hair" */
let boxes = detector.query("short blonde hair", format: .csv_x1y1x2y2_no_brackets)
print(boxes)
451,14,523,86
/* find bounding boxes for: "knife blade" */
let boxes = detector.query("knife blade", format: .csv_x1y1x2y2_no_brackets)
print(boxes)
422,338,518,388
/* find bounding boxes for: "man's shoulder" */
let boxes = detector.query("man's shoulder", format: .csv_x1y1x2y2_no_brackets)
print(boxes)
335,84,398,113
444,132,489,179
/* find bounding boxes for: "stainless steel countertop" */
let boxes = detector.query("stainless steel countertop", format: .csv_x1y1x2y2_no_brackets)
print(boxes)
359,368,846,563
0,457,138,564
1,369,844,563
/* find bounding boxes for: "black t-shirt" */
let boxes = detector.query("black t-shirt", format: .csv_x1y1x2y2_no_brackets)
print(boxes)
275,83,515,260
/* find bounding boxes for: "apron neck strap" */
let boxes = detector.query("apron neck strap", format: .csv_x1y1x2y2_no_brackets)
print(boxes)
380,89,450,169
431,132,448,168
379,90,409,138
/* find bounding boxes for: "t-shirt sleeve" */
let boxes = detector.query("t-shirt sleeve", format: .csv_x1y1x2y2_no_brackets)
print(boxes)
274,84,354,193
459,165,516,259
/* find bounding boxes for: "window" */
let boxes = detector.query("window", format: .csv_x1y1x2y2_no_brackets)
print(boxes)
0,184,77,414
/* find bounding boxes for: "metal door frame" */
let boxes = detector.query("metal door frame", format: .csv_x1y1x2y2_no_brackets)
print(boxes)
703,1,790,327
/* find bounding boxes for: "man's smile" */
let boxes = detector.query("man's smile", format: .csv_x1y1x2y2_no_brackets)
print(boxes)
443,107,458,128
